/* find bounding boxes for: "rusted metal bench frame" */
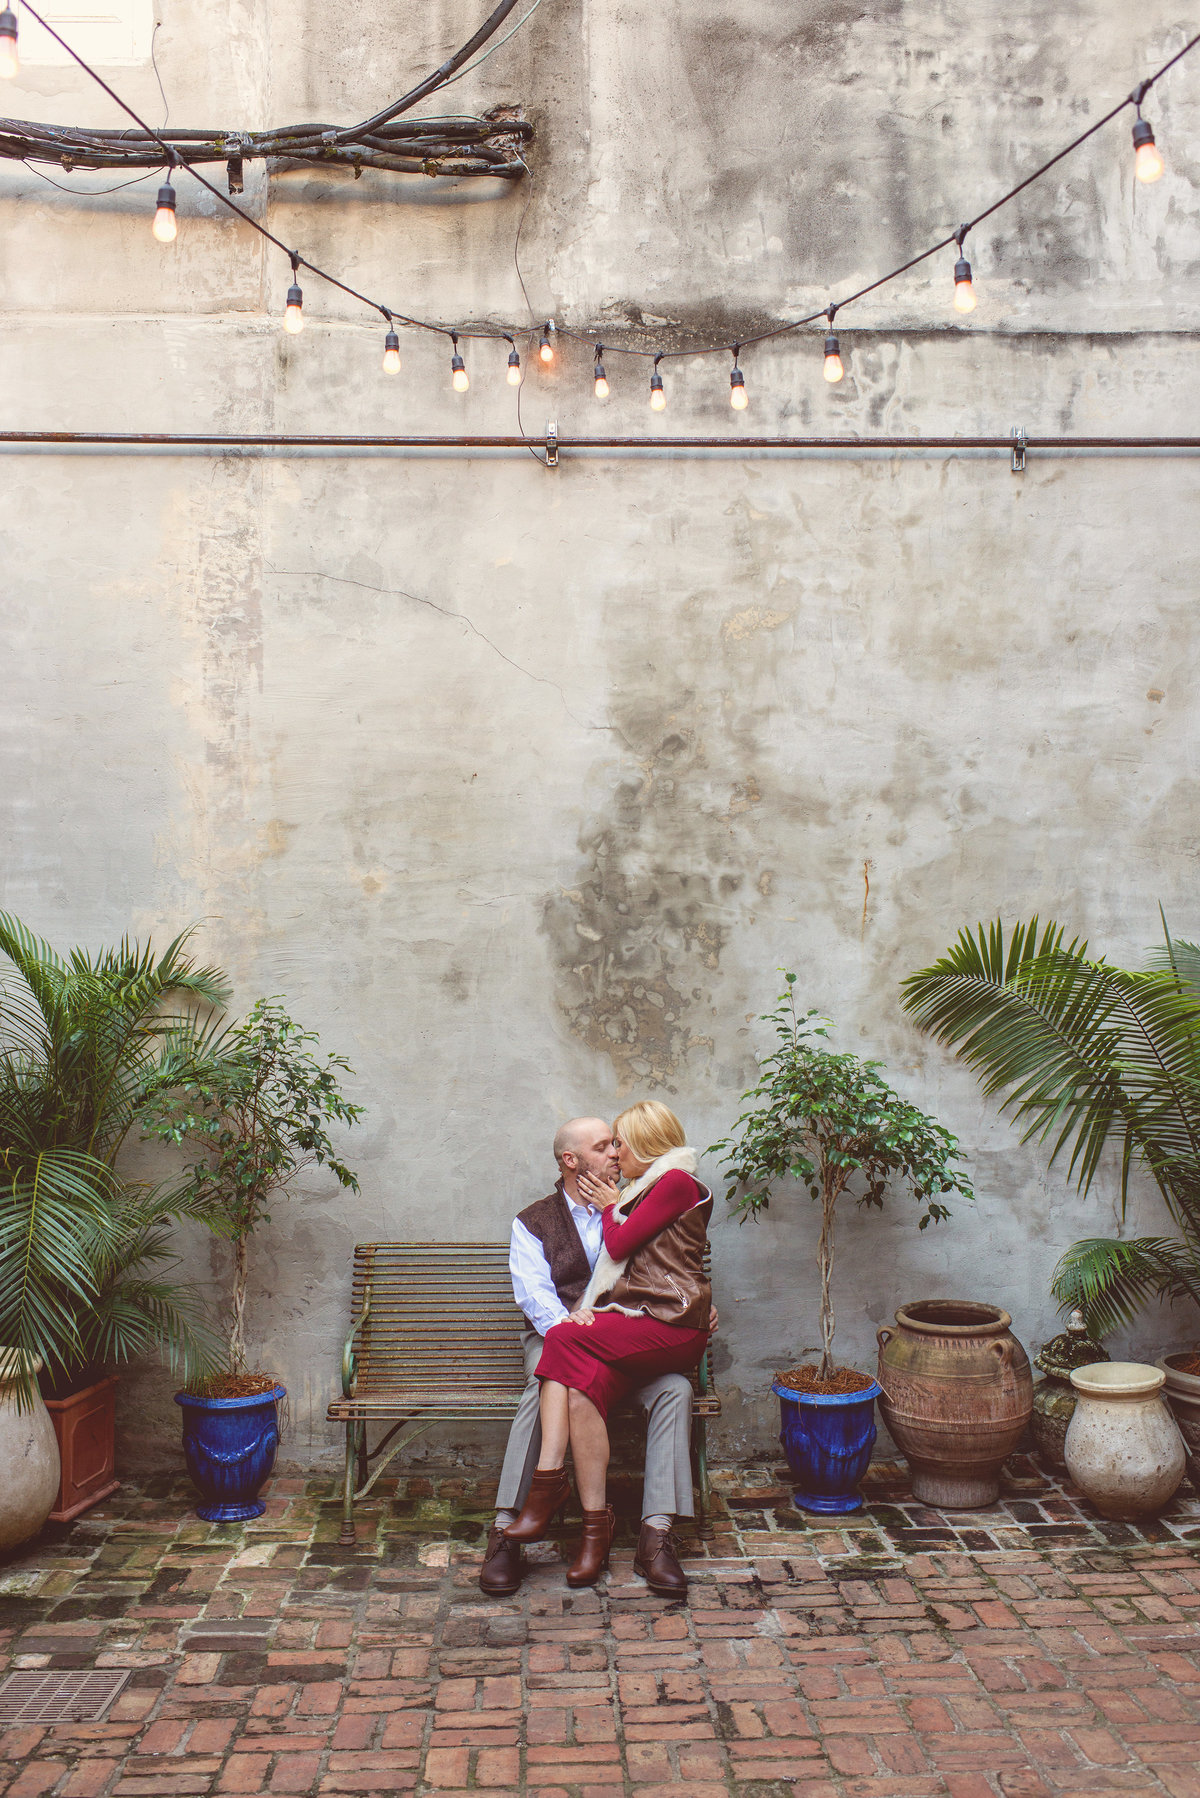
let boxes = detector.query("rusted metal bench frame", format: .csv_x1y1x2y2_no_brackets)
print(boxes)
327,1241,719,1545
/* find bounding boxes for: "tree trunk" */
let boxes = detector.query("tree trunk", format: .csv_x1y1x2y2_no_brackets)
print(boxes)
817,1179,837,1381
229,1235,249,1375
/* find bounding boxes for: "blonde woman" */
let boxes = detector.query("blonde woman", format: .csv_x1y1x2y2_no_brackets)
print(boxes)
504,1101,712,1589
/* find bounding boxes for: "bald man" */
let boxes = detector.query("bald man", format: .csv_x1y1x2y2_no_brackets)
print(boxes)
479,1116,695,1598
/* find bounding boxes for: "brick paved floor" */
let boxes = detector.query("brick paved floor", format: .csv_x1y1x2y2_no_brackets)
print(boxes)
2,1457,1199,1798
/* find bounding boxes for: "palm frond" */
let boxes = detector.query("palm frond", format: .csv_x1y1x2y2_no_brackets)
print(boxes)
902,918,1200,1217
1050,1235,1200,1338
0,912,70,1026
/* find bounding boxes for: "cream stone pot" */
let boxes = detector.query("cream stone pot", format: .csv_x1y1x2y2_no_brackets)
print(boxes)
0,1350,62,1556
1065,1361,1185,1521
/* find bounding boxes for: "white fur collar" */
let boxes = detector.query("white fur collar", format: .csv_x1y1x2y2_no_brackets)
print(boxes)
577,1146,698,1313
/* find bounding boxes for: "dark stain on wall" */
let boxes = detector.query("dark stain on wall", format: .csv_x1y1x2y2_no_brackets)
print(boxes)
541,681,765,1092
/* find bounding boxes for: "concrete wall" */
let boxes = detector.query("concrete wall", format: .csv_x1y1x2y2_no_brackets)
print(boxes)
2,1,1199,1467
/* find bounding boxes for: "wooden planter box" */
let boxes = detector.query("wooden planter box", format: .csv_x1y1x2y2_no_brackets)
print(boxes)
44,1376,120,1522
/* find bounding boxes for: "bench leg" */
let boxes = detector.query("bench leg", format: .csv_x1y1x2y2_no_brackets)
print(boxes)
696,1418,713,1540
339,1424,358,1545
357,1422,369,1493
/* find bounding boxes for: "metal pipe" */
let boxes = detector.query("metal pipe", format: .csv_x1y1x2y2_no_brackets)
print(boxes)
2,431,1200,452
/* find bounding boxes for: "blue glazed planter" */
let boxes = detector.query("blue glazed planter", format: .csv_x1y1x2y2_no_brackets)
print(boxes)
175,1386,285,1522
772,1375,882,1514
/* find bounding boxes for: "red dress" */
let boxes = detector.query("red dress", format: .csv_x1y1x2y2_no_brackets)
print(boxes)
534,1169,711,1419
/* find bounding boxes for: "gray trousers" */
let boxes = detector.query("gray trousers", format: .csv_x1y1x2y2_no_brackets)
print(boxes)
495,1327,695,1519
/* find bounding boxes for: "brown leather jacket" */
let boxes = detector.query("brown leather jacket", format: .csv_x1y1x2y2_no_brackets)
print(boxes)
602,1178,713,1329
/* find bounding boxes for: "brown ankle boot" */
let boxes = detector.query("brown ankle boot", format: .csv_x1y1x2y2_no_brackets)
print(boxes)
566,1505,615,1587
635,1521,687,1598
503,1467,572,1543
479,1526,524,1596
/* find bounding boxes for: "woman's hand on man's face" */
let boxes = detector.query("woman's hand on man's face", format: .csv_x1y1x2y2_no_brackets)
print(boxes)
577,1170,621,1210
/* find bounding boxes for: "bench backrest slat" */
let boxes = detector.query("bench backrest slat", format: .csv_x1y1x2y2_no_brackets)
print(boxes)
350,1241,712,1397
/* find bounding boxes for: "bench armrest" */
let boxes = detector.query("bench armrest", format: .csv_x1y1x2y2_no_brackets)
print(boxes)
342,1294,371,1397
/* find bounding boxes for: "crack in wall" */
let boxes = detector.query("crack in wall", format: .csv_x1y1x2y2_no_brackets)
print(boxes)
269,567,629,741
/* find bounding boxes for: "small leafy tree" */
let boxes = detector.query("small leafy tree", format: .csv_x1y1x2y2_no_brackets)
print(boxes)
713,975,973,1381
145,999,363,1377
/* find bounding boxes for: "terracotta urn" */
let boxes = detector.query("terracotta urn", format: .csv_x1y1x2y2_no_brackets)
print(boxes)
1157,1352,1200,1488
877,1300,1033,1508
1065,1362,1185,1520
0,1350,62,1555
1031,1310,1109,1474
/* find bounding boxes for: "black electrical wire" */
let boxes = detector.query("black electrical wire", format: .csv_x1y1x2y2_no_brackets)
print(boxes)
2,0,533,179
333,0,527,139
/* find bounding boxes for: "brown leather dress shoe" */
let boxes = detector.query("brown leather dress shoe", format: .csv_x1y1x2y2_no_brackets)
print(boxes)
634,1521,688,1598
503,1466,572,1543
566,1505,615,1587
479,1525,524,1596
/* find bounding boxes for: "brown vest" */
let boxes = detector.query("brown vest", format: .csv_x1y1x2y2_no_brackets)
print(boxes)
516,1183,592,1324
602,1178,713,1329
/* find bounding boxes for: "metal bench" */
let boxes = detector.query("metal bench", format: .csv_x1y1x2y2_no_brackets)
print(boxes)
327,1241,720,1544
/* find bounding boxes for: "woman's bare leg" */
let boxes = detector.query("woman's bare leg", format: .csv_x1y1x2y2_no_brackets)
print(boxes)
567,1388,610,1510
535,1381,570,1469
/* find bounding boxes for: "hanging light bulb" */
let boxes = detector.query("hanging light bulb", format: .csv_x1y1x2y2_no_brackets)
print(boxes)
381,325,401,374
506,339,522,386
152,176,177,244
593,346,609,400
649,356,666,411
729,353,748,411
953,254,976,312
0,7,19,79
952,228,976,311
823,311,844,383
539,322,555,365
450,333,469,392
1132,115,1164,183
282,254,304,334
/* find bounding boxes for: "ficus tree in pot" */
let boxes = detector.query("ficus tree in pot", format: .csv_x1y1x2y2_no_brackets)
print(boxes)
145,997,364,1385
715,975,972,1383
713,976,972,1513
143,998,364,1521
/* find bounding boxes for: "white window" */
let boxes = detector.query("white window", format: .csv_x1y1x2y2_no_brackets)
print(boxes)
16,0,155,66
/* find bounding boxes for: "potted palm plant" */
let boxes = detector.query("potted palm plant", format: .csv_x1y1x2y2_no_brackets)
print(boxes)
145,998,363,1521
714,975,972,1513
902,913,1200,1493
0,912,225,1534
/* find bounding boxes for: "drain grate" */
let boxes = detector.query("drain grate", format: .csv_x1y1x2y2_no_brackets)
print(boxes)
0,1669,132,1723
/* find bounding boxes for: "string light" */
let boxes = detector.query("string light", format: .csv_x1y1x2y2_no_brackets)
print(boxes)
505,336,522,385
1132,114,1164,182
152,172,178,244
729,350,748,411
382,317,401,374
283,254,304,334
953,226,976,312
0,7,18,79
593,345,609,399
822,309,844,383
9,0,1200,430
649,354,666,411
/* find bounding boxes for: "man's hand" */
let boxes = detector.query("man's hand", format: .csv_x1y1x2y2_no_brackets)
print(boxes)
578,1171,621,1210
708,1303,719,1334
568,1306,597,1327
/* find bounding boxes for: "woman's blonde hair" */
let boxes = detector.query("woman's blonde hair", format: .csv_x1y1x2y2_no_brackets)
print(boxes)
613,1100,686,1166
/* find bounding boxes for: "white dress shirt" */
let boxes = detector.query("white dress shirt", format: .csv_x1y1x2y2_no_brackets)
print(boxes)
509,1189,606,1336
